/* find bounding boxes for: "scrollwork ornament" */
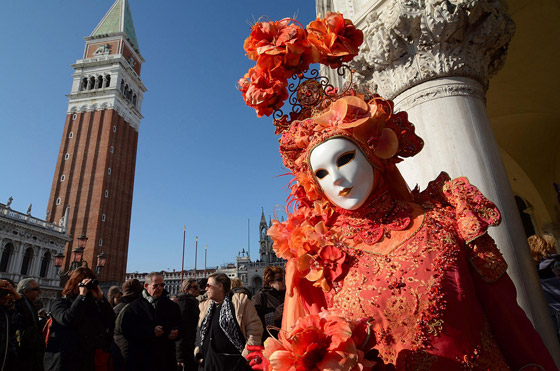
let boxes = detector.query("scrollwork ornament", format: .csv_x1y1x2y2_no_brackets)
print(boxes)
346,0,515,100
273,65,355,132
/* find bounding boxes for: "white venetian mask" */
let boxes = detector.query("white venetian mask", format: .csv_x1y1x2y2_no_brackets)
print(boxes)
309,137,374,210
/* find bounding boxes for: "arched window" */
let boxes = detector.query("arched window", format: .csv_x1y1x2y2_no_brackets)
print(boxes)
120,80,125,93
0,244,13,272
96,76,103,89
89,76,95,90
252,276,263,291
39,251,51,278
20,247,34,276
105,74,111,88
81,77,88,91
132,94,137,106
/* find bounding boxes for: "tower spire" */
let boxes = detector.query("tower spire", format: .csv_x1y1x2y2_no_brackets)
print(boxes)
91,0,139,52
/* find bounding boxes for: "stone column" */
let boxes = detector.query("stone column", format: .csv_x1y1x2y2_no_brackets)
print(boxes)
320,0,560,363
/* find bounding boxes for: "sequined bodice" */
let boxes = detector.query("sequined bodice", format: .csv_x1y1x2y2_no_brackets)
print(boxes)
329,207,508,369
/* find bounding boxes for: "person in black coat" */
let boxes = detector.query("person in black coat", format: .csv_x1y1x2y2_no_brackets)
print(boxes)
112,278,144,370
113,279,143,316
43,267,115,371
120,272,181,371
0,280,23,371
176,279,200,371
15,278,45,371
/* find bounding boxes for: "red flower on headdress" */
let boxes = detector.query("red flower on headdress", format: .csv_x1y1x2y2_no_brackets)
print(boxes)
239,68,289,118
307,12,364,68
240,13,364,118
244,18,314,79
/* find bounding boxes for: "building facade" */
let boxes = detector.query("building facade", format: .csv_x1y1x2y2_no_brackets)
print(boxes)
0,199,69,309
46,0,145,285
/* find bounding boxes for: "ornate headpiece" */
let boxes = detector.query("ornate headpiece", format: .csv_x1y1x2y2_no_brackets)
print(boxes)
238,12,424,202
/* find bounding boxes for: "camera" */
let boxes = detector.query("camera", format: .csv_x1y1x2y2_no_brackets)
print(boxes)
78,279,99,289
0,288,12,299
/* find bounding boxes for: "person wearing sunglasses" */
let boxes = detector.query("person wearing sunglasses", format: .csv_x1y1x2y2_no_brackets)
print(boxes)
119,272,181,371
252,266,286,343
196,273,262,371
176,279,200,371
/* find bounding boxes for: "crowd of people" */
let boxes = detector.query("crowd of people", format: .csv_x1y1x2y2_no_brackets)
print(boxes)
0,265,286,371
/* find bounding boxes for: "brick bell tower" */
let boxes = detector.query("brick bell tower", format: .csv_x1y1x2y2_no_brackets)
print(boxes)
47,0,146,284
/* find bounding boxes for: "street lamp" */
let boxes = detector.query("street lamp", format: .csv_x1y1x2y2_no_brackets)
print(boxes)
54,235,108,277
96,252,107,274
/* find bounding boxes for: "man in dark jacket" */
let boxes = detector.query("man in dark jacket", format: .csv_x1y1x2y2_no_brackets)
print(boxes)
15,278,45,371
113,278,143,316
113,278,144,370
120,272,181,371
176,279,200,371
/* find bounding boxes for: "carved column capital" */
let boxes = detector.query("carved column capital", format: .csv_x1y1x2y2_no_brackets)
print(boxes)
350,0,515,99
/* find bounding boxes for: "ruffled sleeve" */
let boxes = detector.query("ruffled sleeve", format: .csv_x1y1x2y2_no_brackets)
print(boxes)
442,177,507,283
442,177,501,242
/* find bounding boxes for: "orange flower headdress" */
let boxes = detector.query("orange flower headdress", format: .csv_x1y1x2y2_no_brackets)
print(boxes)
239,13,424,293
239,13,423,195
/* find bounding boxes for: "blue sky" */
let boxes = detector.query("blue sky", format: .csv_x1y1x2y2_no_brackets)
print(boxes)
0,1,317,273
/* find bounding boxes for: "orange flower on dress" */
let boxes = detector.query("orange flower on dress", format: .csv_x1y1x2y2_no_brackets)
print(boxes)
307,12,363,68
305,244,347,292
263,310,378,371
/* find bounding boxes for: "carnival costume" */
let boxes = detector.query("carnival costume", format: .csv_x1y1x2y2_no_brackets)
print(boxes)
238,12,556,370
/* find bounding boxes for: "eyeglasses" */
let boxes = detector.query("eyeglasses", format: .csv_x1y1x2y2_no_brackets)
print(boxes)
188,285,200,290
29,287,41,291
151,283,165,288
272,278,284,282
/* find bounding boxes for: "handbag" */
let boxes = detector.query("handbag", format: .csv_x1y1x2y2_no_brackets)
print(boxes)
203,343,251,371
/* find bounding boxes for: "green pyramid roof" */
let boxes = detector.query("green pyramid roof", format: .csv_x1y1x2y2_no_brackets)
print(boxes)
91,0,139,51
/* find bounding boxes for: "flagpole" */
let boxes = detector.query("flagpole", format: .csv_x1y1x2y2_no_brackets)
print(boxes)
204,244,207,278
181,226,186,284
194,236,198,279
